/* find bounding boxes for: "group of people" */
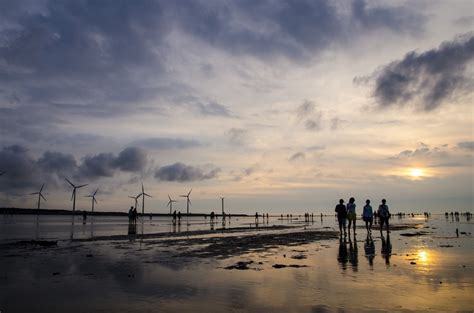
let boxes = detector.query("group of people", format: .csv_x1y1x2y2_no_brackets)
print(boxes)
335,198,391,235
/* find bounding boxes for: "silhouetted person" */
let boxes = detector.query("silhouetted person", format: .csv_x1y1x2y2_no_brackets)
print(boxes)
381,232,392,265
128,206,134,224
347,197,356,233
172,210,177,224
335,199,347,235
132,207,138,224
83,210,87,221
210,211,215,223
255,212,258,222
177,211,182,223
362,199,373,233
378,199,390,233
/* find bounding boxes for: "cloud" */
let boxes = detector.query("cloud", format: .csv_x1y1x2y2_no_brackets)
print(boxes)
79,147,147,179
305,115,322,131
289,152,305,162
195,101,232,117
114,147,147,172
0,145,148,191
131,137,202,150
359,33,474,111
457,141,474,150
154,162,220,182
227,128,248,145
296,100,315,120
330,117,341,130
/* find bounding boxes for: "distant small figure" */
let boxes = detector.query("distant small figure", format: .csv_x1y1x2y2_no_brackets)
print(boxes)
178,211,181,222
149,213,152,220
378,199,390,233
335,199,347,235
347,197,356,233
132,207,138,224
128,206,134,224
255,212,258,222
362,199,373,233
210,211,215,222
172,210,177,224
83,210,87,220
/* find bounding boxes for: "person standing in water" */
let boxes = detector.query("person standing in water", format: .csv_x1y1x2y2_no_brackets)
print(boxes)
347,197,357,234
335,199,347,235
378,199,390,233
362,199,373,233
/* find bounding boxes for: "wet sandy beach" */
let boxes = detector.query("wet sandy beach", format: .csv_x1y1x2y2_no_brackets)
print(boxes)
1,214,473,312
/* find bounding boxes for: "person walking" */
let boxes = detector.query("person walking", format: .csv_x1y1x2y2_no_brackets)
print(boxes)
347,197,357,234
362,199,373,233
335,199,347,235
378,199,390,233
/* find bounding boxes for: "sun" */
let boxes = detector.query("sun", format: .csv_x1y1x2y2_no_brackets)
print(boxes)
409,168,424,178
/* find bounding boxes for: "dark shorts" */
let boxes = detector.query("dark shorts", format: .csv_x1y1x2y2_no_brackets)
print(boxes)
363,216,373,223
380,217,389,224
337,216,347,226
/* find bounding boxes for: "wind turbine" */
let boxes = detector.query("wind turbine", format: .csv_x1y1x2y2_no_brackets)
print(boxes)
180,189,192,215
129,194,140,210
65,178,88,213
30,184,47,210
85,189,99,213
167,194,178,214
138,183,152,215
219,196,225,216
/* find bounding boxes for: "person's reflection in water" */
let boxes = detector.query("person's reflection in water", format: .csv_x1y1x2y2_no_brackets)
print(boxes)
128,222,137,236
337,236,349,270
90,216,94,238
364,234,375,268
35,214,40,240
348,233,358,271
380,232,392,265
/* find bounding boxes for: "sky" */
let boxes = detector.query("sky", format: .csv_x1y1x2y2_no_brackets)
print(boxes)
0,0,473,214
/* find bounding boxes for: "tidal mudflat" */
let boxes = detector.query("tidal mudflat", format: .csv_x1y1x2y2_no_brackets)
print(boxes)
0,215,472,312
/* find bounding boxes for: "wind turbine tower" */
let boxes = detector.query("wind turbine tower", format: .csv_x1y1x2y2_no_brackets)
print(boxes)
180,189,192,215
30,184,47,210
85,189,99,213
167,195,178,214
138,183,152,215
220,196,225,215
65,178,88,213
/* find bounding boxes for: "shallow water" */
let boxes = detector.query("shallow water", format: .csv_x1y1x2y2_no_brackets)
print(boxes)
0,214,472,312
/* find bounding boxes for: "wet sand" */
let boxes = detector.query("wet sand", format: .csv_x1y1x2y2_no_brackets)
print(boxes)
0,215,473,312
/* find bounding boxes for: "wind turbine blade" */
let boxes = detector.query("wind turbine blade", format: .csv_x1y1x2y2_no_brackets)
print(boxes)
94,198,98,204
40,194,47,201
168,194,171,201
128,196,135,199
188,199,192,206
144,193,152,198
65,178,75,188
94,188,98,196
40,184,44,192
71,190,75,201
167,201,171,207
180,195,187,197
142,182,144,193
30,192,39,195
188,189,192,196
77,184,88,189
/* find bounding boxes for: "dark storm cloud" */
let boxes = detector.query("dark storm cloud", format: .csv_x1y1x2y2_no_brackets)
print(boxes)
131,137,202,150
359,34,474,111
154,162,220,182
79,147,147,179
0,145,147,191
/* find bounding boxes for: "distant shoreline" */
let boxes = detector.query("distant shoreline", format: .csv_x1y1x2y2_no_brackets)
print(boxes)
0,207,249,217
